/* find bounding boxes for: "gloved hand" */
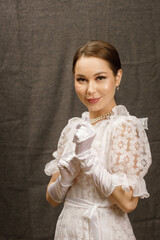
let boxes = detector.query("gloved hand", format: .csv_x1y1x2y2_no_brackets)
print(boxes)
73,121,96,158
58,151,81,185
73,120,98,174
48,152,80,203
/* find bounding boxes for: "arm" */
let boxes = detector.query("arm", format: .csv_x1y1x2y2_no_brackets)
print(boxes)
109,186,139,213
89,161,139,213
46,152,81,207
107,119,151,212
46,172,60,207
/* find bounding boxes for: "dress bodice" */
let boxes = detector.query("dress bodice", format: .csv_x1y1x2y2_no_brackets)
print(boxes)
45,105,152,201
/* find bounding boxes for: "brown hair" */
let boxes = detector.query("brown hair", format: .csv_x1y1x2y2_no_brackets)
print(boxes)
72,40,121,76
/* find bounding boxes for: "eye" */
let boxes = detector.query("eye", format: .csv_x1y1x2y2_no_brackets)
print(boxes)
76,77,86,82
96,75,106,80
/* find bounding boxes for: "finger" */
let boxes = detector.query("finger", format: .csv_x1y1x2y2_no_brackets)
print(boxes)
58,162,70,172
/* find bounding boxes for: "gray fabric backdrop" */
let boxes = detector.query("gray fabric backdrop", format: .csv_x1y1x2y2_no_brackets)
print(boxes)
0,0,159,239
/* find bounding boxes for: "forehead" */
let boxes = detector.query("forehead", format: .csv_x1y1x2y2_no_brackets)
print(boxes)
75,56,112,75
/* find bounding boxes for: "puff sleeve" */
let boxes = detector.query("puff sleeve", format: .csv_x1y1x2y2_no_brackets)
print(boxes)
108,117,152,199
44,124,70,176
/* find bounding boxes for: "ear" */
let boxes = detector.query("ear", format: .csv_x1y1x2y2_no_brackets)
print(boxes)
115,69,122,87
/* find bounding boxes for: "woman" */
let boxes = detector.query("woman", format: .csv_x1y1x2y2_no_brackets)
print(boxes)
44,40,152,239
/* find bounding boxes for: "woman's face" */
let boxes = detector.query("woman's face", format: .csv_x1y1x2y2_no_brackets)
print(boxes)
74,56,122,118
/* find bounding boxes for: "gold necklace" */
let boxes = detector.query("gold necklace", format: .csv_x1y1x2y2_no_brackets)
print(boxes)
90,111,113,125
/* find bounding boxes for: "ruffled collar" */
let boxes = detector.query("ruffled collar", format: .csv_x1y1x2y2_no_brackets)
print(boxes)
81,105,129,124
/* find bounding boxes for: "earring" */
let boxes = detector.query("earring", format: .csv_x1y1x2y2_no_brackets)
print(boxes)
116,86,119,91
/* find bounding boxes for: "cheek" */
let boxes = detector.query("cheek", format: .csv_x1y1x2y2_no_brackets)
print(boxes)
75,83,85,96
100,80,115,94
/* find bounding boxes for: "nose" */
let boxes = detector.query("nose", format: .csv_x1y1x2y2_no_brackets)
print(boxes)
87,81,96,95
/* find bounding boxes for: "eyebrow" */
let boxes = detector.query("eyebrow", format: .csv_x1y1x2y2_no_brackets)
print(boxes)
75,74,86,77
75,72,107,77
94,72,107,76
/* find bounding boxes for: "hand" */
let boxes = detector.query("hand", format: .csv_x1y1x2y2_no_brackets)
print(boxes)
79,153,99,175
58,152,81,186
47,152,80,203
73,121,96,156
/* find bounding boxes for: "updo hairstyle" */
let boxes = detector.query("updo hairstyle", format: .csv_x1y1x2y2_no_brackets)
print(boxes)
72,40,121,76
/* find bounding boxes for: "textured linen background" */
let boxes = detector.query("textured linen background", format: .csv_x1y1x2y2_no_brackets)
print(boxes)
0,0,159,239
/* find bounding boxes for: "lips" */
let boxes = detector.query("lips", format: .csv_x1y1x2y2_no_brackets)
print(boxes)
87,97,101,104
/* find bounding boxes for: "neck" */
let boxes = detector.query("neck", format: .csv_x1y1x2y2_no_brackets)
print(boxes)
89,102,117,119
90,110,114,125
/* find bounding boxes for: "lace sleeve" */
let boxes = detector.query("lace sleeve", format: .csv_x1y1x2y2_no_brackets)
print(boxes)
44,123,71,176
108,117,152,198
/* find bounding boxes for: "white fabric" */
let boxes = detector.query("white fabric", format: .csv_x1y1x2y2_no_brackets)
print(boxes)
58,151,81,184
108,112,151,198
91,162,128,198
73,120,96,156
64,197,113,240
48,151,81,203
73,120,139,199
48,176,71,203
44,105,152,239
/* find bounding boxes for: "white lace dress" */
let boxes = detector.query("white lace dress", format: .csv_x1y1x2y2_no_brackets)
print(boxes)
45,105,152,240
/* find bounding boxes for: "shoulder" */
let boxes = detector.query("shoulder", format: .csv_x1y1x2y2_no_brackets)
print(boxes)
109,106,150,144
111,105,148,132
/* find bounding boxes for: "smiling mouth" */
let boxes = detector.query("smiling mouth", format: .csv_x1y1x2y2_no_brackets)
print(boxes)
87,97,101,104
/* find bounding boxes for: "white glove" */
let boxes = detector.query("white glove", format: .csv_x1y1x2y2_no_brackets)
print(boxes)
58,151,81,185
81,157,128,198
73,121,98,174
48,152,80,203
73,121,96,157
91,162,114,197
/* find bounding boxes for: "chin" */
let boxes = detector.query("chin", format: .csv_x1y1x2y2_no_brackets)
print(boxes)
87,106,103,113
